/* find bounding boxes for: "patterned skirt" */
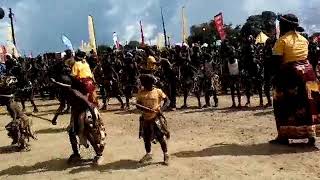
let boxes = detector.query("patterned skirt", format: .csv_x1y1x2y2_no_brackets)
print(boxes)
139,114,170,141
78,78,98,106
273,60,320,139
68,108,106,154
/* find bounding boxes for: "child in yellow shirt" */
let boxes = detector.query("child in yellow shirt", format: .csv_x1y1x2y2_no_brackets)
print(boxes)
136,74,170,166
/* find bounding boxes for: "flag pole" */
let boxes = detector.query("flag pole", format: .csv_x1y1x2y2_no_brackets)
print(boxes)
9,8,16,46
140,20,145,46
181,6,185,43
161,7,168,47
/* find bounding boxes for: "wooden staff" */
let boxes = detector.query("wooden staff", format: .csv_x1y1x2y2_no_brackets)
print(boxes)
134,103,158,113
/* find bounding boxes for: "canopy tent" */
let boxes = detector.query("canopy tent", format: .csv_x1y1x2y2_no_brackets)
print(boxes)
255,32,269,44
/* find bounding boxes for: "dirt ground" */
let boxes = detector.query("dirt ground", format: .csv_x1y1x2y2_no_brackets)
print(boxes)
0,96,319,180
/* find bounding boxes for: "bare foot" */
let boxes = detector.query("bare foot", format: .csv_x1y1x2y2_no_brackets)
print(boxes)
93,155,104,166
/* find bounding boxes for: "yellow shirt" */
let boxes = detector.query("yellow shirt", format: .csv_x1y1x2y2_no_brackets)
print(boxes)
136,88,166,120
273,31,309,63
71,60,93,79
146,56,157,71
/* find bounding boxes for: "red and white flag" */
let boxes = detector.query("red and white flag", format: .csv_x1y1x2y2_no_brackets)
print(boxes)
214,13,226,41
113,32,120,49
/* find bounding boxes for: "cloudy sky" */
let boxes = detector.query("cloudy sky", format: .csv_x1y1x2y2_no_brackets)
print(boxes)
0,0,319,54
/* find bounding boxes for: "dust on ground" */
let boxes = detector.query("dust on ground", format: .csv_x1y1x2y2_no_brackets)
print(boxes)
0,96,319,180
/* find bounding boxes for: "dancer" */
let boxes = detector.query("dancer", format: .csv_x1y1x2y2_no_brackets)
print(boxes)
270,14,320,145
136,74,170,165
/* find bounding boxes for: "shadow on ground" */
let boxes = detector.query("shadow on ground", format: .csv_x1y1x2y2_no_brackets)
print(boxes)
0,158,91,176
182,107,216,114
0,158,162,176
172,143,319,158
35,128,66,134
182,106,273,114
0,146,21,154
220,106,271,113
100,109,123,113
69,160,162,174
253,110,274,116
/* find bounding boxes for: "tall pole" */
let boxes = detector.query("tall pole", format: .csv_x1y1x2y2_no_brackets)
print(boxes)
140,20,145,46
91,15,98,54
181,6,185,43
88,15,98,54
9,8,16,46
161,7,168,47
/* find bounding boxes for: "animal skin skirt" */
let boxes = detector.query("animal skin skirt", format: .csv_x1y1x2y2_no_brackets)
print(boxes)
78,78,98,106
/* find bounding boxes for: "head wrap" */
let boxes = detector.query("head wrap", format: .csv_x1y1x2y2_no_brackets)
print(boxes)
278,14,304,32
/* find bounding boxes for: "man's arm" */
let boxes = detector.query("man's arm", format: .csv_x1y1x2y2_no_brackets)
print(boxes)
111,67,120,81
158,89,170,112
160,97,170,112
51,78,98,124
69,88,98,123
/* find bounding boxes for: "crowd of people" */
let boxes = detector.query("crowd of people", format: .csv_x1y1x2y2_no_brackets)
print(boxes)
0,13,320,166
1,27,319,112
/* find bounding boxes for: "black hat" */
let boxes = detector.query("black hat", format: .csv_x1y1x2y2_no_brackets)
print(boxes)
64,49,72,54
75,50,86,58
139,74,157,85
278,14,304,32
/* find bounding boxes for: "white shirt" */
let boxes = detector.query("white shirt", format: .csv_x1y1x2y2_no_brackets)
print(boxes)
228,59,239,76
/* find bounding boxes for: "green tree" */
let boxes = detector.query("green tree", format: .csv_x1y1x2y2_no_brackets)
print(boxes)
188,21,241,46
225,24,241,46
187,11,276,45
241,11,277,38
97,44,111,54
127,40,140,48
187,21,219,45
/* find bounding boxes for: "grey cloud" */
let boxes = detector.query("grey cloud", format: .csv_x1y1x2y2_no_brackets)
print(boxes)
0,0,318,54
